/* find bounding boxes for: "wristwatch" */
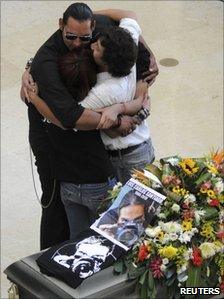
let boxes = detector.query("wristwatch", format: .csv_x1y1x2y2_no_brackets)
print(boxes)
25,58,33,70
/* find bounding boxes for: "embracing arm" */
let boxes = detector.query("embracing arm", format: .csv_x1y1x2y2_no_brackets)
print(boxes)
27,89,117,131
139,36,159,86
94,9,137,21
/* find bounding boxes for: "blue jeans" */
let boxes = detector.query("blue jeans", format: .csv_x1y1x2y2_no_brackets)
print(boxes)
109,139,155,185
61,177,117,240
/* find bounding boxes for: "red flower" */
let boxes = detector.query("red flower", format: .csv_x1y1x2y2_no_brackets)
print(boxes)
138,244,149,262
220,279,224,293
192,248,203,267
209,199,220,207
149,256,164,279
201,181,212,189
216,231,224,240
182,203,189,209
182,209,194,220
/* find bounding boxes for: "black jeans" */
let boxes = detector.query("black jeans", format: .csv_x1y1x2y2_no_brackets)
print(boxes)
32,149,69,249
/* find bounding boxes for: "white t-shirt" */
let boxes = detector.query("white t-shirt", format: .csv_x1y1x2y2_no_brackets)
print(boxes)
81,18,150,150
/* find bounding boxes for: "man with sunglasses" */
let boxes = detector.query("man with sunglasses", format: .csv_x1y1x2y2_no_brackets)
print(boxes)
21,3,158,250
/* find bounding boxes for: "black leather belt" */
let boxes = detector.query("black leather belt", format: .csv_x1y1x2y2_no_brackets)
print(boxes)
107,143,141,157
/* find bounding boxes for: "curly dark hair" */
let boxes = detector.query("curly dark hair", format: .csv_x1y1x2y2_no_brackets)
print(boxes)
99,27,138,77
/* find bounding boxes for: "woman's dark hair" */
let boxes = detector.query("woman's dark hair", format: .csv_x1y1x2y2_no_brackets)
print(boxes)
58,49,97,101
63,2,94,27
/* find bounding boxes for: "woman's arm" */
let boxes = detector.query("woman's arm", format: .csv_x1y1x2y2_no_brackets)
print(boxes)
27,86,122,131
27,89,65,129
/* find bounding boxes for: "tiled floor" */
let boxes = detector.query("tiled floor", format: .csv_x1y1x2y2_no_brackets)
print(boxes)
1,1,223,298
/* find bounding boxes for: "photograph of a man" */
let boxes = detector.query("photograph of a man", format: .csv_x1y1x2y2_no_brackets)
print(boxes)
91,177,165,249
98,190,147,247
52,236,116,279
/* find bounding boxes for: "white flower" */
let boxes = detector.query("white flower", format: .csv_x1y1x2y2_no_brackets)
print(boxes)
169,233,179,241
179,232,191,243
178,274,188,282
158,213,166,219
161,233,170,244
199,242,220,259
219,210,224,223
113,182,122,191
215,179,224,194
177,264,187,274
162,258,169,265
171,203,180,213
160,221,182,234
167,157,180,166
184,193,196,203
145,226,161,238
183,250,191,261
194,209,206,224
160,264,167,272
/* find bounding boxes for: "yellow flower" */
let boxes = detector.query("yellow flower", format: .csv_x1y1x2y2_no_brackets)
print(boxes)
180,188,189,196
200,221,214,238
200,188,208,194
207,189,216,199
156,231,164,240
173,186,180,194
159,245,178,259
172,186,189,196
182,219,193,231
179,158,199,176
207,163,218,174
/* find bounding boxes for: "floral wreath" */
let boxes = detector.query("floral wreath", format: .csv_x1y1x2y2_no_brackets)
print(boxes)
100,150,224,299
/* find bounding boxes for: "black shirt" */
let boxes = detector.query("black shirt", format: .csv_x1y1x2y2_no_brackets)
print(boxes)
36,229,126,289
46,124,115,183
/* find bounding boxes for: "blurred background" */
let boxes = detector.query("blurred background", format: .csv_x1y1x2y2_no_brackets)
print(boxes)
1,1,223,297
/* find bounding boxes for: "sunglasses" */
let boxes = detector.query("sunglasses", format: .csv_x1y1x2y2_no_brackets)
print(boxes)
65,33,92,42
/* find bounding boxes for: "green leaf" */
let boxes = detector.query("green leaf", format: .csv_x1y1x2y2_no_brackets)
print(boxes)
195,172,212,186
128,264,146,280
166,273,177,287
186,263,201,288
203,207,219,220
113,260,125,274
140,283,148,299
147,270,155,290
139,269,149,285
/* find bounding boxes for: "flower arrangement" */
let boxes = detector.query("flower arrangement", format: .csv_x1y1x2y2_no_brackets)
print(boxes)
109,150,224,299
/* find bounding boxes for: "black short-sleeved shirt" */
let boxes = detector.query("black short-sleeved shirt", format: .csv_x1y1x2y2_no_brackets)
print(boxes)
36,229,125,289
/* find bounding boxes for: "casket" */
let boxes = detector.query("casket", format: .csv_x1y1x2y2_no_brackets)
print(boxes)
4,251,138,299
4,252,223,299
